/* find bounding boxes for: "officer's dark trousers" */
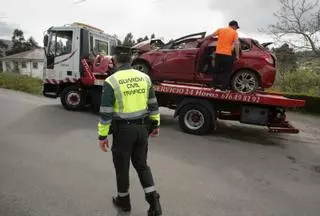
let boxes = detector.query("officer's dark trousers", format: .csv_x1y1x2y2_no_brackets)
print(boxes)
111,122,155,194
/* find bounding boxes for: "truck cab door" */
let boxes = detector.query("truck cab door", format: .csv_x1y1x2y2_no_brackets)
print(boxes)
44,30,79,83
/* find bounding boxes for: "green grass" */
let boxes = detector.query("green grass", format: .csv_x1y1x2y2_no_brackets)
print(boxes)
0,72,43,95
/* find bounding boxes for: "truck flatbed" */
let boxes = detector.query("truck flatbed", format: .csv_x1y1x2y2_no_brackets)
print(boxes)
153,82,305,108
152,81,306,135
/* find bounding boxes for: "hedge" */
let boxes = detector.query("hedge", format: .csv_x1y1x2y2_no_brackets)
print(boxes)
0,72,43,95
284,93,320,115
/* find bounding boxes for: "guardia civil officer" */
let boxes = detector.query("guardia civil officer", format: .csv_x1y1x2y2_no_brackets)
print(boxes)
97,45,162,216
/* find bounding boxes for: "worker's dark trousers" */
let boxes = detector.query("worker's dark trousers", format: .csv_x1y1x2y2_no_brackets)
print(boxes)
200,46,215,73
111,122,155,194
212,53,234,90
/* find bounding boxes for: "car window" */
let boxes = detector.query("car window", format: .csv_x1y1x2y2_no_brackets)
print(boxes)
209,39,251,51
240,40,251,51
150,40,165,49
172,39,199,49
252,40,266,50
163,32,206,49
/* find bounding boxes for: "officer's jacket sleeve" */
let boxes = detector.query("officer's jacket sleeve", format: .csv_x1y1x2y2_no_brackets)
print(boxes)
147,82,160,127
97,81,115,140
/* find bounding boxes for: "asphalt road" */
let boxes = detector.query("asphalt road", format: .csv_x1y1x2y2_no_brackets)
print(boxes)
1,88,320,216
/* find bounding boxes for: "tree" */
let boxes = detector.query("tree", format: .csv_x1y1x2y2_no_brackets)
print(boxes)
0,40,8,57
5,29,39,56
26,37,39,49
0,40,7,71
151,33,155,39
136,37,144,43
122,33,135,47
136,35,151,44
12,29,24,42
266,0,320,56
0,40,8,50
272,43,298,87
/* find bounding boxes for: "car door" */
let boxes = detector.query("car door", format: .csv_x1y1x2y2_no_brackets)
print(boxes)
194,35,216,83
151,32,206,82
151,48,197,82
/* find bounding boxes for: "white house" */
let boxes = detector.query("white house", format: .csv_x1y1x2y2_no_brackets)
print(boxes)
0,48,45,79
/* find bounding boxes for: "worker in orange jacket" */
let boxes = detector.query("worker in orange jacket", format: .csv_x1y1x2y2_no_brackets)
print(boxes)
211,20,240,91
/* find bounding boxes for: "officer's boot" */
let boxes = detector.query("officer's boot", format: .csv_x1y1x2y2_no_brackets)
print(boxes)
145,191,162,216
112,195,131,212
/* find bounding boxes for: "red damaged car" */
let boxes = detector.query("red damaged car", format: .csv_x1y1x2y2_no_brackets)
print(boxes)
131,32,276,93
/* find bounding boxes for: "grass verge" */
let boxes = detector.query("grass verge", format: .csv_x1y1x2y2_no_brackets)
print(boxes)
0,72,43,95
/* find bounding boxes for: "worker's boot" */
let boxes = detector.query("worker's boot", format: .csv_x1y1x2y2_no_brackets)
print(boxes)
145,191,162,216
112,195,131,212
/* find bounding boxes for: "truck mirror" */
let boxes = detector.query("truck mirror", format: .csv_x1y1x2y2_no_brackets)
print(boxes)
43,35,49,47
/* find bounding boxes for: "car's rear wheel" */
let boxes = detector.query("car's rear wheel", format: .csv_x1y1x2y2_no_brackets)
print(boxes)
231,70,259,93
132,62,151,76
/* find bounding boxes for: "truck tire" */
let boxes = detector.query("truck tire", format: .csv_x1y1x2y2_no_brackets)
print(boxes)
132,62,151,76
178,104,213,135
60,85,84,111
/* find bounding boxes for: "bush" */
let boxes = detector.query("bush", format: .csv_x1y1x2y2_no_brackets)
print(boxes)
273,69,320,95
0,72,42,95
284,93,320,115
269,67,320,115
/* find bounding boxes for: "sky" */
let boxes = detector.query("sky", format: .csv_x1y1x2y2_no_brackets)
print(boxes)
0,0,281,46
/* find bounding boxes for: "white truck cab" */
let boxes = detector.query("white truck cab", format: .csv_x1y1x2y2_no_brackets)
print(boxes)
42,22,118,110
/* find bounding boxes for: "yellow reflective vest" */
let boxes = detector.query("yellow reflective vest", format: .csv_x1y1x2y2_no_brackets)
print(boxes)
98,67,160,138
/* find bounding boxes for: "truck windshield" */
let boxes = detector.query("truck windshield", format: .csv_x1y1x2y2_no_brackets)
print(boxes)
48,31,73,56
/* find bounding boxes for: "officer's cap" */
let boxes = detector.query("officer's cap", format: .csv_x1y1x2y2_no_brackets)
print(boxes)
112,45,133,56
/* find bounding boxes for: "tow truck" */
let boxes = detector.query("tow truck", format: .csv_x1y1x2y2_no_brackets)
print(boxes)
42,23,306,135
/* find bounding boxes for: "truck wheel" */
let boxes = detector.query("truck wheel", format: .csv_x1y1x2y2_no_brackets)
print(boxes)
60,85,84,111
178,104,213,135
231,70,259,93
